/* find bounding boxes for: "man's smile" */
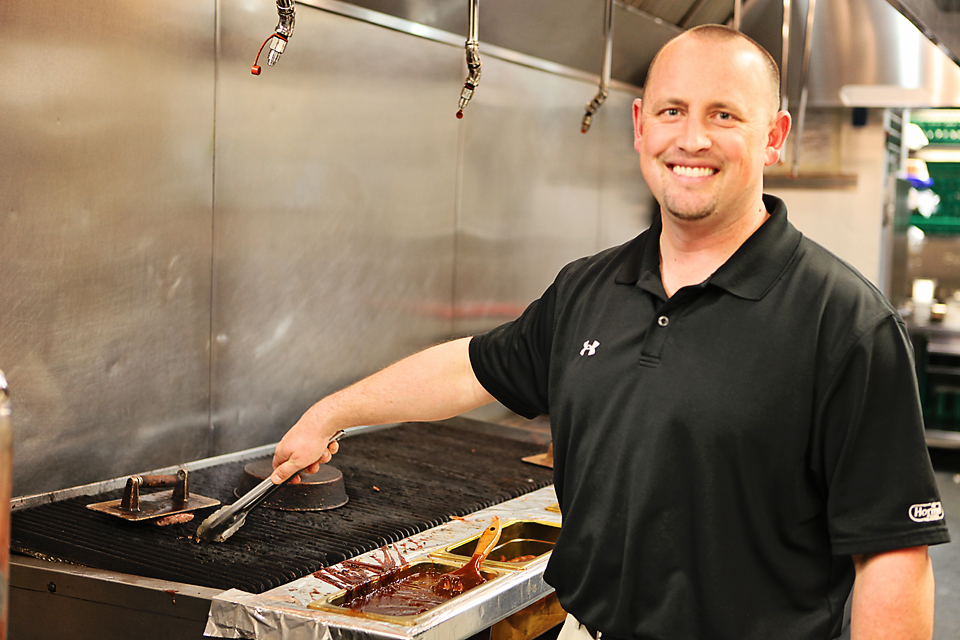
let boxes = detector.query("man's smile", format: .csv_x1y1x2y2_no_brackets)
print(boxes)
669,164,719,178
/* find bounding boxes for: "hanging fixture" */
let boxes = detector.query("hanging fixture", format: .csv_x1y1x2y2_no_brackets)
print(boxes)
252,0,297,76
456,0,482,119
581,0,615,134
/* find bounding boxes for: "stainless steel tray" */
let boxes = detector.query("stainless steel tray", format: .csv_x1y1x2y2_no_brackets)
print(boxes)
431,520,560,570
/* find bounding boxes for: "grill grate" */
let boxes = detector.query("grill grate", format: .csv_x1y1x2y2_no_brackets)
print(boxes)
11,422,553,593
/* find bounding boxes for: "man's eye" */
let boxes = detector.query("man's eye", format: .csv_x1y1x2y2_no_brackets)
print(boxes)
664,108,680,116
717,112,734,121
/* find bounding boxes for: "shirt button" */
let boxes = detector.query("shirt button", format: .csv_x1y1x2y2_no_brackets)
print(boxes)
658,316,669,327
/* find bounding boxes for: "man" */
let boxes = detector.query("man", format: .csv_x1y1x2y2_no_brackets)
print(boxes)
273,25,949,640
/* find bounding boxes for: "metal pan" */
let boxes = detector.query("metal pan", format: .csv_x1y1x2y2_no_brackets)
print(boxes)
234,458,348,511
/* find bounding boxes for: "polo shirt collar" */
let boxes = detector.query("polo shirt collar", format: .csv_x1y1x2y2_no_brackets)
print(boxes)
615,194,802,301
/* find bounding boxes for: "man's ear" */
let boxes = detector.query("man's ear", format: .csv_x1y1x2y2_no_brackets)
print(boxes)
765,110,792,166
633,99,643,155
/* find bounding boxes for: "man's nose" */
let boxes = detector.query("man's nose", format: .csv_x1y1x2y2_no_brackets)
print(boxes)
677,118,711,152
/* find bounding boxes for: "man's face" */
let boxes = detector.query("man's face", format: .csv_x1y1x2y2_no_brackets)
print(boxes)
634,36,789,226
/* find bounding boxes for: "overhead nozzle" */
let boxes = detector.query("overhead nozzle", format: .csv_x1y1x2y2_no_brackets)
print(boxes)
251,0,295,75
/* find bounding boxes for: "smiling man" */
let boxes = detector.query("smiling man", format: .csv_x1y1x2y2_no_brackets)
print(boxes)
639,30,783,220
273,25,949,640
635,27,790,298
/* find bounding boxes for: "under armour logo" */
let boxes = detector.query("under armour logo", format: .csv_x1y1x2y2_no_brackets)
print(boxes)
580,340,600,356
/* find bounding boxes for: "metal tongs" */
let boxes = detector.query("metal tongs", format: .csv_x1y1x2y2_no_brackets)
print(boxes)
196,429,346,542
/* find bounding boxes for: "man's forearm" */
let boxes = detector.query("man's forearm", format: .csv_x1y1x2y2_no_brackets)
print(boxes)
850,545,935,640
315,337,492,429
271,337,494,482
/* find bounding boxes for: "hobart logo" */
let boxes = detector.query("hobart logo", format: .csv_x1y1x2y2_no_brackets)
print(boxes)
580,340,600,356
909,502,944,523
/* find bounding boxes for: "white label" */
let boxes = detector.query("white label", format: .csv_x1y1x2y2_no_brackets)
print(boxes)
909,501,944,523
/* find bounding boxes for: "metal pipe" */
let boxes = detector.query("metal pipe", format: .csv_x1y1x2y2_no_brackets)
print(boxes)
456,0,481,119
0,371,11,639
581,0,615,134
267,0,296,67
732,0,742,30
791,0,816,178
780,0,791,114
776,0,791,166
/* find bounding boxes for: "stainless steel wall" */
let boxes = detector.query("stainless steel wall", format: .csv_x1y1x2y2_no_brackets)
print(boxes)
211,4,465,452
345,0,681,87
0,0,217,495
455,63,651,336
0,0,651,496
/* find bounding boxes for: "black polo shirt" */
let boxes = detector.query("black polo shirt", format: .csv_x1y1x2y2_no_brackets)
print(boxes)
469,195,949,640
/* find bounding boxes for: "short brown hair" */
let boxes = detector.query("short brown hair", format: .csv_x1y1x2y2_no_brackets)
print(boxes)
647,25,781,115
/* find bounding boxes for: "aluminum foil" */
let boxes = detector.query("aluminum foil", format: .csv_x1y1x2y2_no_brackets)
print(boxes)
205,486,560,640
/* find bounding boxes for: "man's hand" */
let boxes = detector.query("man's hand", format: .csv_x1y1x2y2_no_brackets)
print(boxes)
271,407,341,484
850,545,934,640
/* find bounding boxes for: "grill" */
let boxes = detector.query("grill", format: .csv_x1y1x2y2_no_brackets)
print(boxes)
11,421,554,594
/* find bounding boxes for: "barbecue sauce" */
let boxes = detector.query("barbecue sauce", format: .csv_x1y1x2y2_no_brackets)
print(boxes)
336,565,487,616
502,554,537,563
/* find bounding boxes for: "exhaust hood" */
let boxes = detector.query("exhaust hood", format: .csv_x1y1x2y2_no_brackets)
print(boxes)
343,0,737,87
338,0,960,107
886,0,960,67
742,0,960,107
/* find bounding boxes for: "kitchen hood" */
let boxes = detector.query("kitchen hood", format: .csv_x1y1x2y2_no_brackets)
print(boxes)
742,0,960,107
343,0,735,87
341,0,960,108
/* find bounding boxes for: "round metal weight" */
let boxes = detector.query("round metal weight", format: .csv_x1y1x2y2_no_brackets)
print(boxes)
235,459,348,511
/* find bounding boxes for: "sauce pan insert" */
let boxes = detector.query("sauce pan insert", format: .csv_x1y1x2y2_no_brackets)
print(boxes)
432,520,561,570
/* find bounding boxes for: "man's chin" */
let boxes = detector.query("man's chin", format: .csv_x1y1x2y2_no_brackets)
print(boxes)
658,191,719,222
662,204,714,222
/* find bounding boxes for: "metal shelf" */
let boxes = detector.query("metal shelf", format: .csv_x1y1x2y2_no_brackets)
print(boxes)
926,429,960,449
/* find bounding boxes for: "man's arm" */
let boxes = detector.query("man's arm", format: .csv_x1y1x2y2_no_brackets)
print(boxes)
849,545,935,640
271,337,495,483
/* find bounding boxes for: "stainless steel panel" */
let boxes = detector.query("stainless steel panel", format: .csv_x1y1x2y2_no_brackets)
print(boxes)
623,0,737,27
807,0,960,106
2,0,656,497
211,3,462,450
886,0,960,66
0,0,215,496
597,90,656,249
744,0,960,108
10,556,218,640
610,5,682,88
454,59,650,337
344,0,681,88
453,58,604,337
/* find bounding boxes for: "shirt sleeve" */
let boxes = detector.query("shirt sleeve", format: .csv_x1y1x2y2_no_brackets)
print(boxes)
468,279,560,420
819,313,950,556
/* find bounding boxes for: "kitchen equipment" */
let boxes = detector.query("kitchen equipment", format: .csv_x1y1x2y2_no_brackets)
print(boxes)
12,421,554,596
11,421,557,640
308,558,502,622
434,519,560,571
234,459,347,511
434,515,501,596
196,429,346,542
86,469,219,521
522,442,553,469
